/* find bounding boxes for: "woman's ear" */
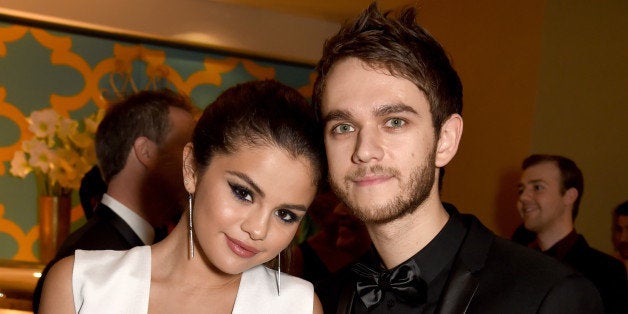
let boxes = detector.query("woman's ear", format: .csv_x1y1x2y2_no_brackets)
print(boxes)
435,114,463,168
182,143,197,194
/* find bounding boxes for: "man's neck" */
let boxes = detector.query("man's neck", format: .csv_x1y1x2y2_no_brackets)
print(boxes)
536,224,574,251
365,197,449,269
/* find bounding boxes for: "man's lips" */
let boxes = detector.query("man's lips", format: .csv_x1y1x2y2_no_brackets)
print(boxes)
226,235,260,258
352,175,392,187
520,206,538,214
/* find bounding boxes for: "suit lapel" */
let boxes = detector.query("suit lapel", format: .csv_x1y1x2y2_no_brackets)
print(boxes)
436,258,480,313
95,204,145,247
436,214,494,313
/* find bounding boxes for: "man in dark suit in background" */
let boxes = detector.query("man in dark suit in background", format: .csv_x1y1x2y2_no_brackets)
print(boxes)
33,89,196,312
518,154,628,313
312,3,602,313
612,201,628,273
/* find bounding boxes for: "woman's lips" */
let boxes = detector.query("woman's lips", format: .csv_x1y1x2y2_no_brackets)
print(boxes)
226,235,260,258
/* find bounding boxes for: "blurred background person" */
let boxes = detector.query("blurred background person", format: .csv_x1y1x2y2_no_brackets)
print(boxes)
78,165,107,220
290,198,371,285
518,154,628,313
612,200,628,274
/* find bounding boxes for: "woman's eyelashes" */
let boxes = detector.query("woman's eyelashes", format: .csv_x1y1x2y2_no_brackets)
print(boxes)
229,182,253,203
228,180,302,224
275,209,300,224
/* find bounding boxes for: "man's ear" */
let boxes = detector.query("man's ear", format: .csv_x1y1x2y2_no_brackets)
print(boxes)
435,114,463,168
182,143,197,194
133,136,157,168
563,187,578,206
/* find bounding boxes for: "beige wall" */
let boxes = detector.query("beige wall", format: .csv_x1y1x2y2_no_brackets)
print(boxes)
418,0,547,237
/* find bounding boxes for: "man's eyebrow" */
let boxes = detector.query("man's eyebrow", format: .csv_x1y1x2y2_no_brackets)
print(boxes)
323,103,418,123
226,171,265,198
374,103,418,116
520,179,546,187
323,110,352,123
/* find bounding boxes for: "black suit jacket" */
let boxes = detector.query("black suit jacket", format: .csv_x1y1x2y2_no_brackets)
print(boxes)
317,211,604,313
560,234,628,313
32,203,145,312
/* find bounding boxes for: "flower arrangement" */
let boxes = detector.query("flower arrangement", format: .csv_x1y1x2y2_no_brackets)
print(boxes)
9,108,104,196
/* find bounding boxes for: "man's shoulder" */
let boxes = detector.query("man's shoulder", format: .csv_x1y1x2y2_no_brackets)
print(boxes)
568,235,626,269
460,216,575,283
565,235,628,290
55,205,133,258
459,215,603,312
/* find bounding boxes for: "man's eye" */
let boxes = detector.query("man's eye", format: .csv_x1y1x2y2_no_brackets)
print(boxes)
229,183,253,202
533,185,544,191
332,124,355,134
385,118,405,128
275,209,298,224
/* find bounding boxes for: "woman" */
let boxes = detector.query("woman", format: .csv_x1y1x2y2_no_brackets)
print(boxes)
40,80,325,313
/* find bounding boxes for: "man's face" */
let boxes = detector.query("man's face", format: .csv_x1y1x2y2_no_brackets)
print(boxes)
517,161,572,234
320,57,438,224
612,215,628,259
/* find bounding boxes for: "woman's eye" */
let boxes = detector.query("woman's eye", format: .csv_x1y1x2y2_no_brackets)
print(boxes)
332,124,355,134
385,118,405,128
229,183,253,202
275,209,298,224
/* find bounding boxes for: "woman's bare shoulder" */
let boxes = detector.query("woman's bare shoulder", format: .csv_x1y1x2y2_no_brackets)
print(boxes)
39,255,76,314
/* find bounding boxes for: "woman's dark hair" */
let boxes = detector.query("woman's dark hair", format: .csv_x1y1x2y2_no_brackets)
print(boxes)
192,79,325,188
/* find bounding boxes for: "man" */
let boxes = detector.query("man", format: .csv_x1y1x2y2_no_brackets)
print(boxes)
612,201,628,272
33,89,196,312
312,3,603,313
518,154,628,312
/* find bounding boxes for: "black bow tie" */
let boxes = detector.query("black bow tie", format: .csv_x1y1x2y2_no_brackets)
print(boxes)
351,260,427,310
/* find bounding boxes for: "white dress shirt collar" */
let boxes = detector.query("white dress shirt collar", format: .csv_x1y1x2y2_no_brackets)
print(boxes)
101,193,155,245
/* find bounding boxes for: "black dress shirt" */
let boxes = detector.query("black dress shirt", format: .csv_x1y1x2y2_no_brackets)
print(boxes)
353,212,467,313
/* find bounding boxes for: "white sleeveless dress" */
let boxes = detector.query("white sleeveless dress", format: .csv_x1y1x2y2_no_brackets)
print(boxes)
72,246,314,313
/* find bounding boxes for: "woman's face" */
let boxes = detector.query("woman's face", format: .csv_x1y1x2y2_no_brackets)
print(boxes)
183,143,317,275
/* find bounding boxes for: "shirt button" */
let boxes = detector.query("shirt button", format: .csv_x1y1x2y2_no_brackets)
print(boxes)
387,299,395,308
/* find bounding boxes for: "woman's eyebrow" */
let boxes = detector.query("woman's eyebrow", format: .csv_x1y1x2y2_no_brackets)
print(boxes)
226,171,264,198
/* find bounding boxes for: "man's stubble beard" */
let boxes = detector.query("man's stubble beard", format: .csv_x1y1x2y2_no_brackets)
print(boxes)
330,146,436,225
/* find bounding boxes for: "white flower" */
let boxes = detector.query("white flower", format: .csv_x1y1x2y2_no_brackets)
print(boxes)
27,109,59,141
28,144,54,174
11,108,101,195
9,151,32,178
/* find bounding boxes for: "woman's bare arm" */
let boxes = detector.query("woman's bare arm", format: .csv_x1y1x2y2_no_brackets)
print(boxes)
313,292,324,314
39,256,76,314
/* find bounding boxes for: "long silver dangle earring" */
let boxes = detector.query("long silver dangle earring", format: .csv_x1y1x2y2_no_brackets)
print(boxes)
188,193,195,259
276,252,281,296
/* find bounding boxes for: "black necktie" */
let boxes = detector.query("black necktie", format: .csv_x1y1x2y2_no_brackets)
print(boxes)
351,260,427,309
